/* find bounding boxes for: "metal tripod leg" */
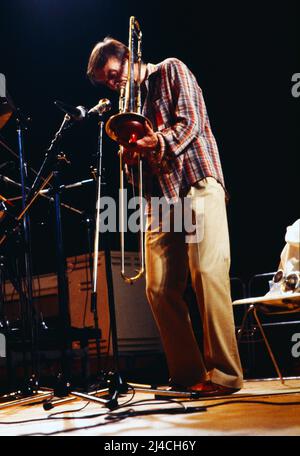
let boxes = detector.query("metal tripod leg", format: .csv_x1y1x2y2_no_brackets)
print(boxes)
42,387,118,411
252,307,285,384
0,390,53,410
42,381,200,411
237,304,255,342
128,383,202,399
237,303,284,384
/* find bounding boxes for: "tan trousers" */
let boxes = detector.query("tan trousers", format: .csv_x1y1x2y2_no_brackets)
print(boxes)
145,177,243,389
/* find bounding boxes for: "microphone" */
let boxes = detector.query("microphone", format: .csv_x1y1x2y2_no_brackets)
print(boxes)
88,98,111,116
54,99,111,121
54,100,87,120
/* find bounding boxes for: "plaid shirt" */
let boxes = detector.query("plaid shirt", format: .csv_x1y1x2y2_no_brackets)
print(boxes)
142,58,225,202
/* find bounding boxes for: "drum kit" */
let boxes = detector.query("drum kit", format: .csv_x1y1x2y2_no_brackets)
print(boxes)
0,67,140,410
0,76,101,405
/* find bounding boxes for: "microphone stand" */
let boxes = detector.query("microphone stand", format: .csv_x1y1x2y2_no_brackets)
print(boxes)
41,111,127,411
26,115,72,203
89,120,103,364
31,113,118,410
83,213,102,377
43,115,122,410
90,118,127,398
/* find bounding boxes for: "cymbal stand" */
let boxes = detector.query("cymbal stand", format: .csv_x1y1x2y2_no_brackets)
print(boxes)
0,108,40,397
0,153,54,406
15,111,39,391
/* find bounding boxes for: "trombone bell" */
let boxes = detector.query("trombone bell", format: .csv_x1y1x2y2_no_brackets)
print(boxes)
105,112,152,144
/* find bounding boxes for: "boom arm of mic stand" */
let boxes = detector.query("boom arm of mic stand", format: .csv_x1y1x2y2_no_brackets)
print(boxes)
26,115,71,204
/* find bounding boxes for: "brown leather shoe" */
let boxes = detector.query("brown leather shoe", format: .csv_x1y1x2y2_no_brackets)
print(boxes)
186,381,240,397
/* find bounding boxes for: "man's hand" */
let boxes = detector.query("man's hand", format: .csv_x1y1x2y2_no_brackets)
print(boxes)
120,148,139,166
119,121,159,156
119,121,163,171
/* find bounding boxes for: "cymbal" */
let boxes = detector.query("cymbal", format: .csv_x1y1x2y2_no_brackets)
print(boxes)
0,102,13,129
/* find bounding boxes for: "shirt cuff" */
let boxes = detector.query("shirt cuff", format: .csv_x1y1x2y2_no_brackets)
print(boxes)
154,132,173,173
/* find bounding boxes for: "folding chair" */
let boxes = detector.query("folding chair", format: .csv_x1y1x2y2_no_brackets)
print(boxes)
233,275,300,384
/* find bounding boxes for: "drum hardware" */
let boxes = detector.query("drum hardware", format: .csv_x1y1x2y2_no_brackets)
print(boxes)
0,173,91,216
0,92,42,398
0,93,80,405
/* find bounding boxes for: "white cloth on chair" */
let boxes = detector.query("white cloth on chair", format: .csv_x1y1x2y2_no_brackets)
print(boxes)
266,219,300,297
279,219,300,275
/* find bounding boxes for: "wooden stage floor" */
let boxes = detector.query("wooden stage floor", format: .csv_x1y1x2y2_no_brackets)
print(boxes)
0,378,300,436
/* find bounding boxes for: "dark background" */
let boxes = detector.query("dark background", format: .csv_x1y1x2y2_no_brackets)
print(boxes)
0,0,299,283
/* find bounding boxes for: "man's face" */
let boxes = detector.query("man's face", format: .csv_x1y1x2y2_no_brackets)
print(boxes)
93,56,128,91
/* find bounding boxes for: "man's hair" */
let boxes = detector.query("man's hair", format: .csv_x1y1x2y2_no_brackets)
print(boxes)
87,37,129,84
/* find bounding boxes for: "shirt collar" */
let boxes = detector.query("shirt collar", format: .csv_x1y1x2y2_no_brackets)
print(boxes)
146,62,159,79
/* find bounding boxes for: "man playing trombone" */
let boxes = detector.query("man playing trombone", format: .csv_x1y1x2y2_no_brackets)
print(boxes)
87,34,243,396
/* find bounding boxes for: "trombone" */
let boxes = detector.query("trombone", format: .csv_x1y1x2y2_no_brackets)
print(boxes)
105,17,151,284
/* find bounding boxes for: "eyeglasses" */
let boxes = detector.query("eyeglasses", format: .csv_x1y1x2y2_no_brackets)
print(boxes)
272,269,300,292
